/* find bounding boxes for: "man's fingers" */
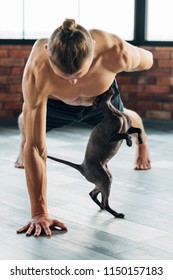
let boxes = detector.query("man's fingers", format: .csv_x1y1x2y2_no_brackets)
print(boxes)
17,224,30,234
17,218,67,237
34,224,42,237
53,220,67,231
43,226,52,236
26,224,35,236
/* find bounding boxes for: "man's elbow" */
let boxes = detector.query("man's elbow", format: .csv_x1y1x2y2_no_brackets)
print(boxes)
137,51,153,71
146,51,153,70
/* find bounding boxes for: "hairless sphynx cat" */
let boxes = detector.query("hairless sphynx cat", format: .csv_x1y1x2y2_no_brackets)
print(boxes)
48,86,143,218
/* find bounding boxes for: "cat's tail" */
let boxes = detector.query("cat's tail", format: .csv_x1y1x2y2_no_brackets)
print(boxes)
47,155,83,175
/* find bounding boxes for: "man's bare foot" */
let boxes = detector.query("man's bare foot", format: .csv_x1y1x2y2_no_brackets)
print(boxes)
15,153,24,168
134,142,151,170
123,108,151,171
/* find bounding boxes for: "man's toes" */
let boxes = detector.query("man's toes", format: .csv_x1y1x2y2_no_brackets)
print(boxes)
15,161,24,169
134,162,151,170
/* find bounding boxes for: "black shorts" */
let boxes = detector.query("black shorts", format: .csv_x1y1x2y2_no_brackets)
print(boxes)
46,79,124,132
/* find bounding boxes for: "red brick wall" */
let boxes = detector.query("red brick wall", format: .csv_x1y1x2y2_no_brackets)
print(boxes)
117,46,173,120
0,44,173,120
0,44,32,119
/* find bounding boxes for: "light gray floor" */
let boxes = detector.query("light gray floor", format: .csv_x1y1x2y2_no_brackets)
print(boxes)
0,120,173,260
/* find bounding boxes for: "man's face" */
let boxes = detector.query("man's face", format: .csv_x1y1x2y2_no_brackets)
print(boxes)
49,57,93,85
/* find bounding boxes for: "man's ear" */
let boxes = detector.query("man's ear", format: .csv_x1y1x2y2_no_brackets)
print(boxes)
92,40,96,46
44,44,48,50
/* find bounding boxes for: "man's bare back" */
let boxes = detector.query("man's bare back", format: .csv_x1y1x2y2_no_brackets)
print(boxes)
16,20,153,237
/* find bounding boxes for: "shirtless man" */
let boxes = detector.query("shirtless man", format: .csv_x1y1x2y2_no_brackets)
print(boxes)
16,19,153,237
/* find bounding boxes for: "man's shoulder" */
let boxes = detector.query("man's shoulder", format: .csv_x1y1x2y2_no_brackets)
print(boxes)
90,29,121,39
28,39,48,63
24,39,48,77
89,29,112,40
90,29,124,48
32,38,48,50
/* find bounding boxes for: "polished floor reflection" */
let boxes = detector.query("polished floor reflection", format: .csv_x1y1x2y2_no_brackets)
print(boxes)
0,120,173,260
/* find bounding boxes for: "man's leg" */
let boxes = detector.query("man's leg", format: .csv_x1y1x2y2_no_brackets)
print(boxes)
15,95,151,171
80,79,151,171
124,108,151,170
80,105,151,170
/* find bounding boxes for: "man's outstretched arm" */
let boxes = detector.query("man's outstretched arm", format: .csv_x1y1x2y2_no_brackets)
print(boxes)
17,73,67,237
122,40,153,72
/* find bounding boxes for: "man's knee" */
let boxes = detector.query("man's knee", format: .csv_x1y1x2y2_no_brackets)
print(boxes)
124,108,141,120
124,108,144,127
